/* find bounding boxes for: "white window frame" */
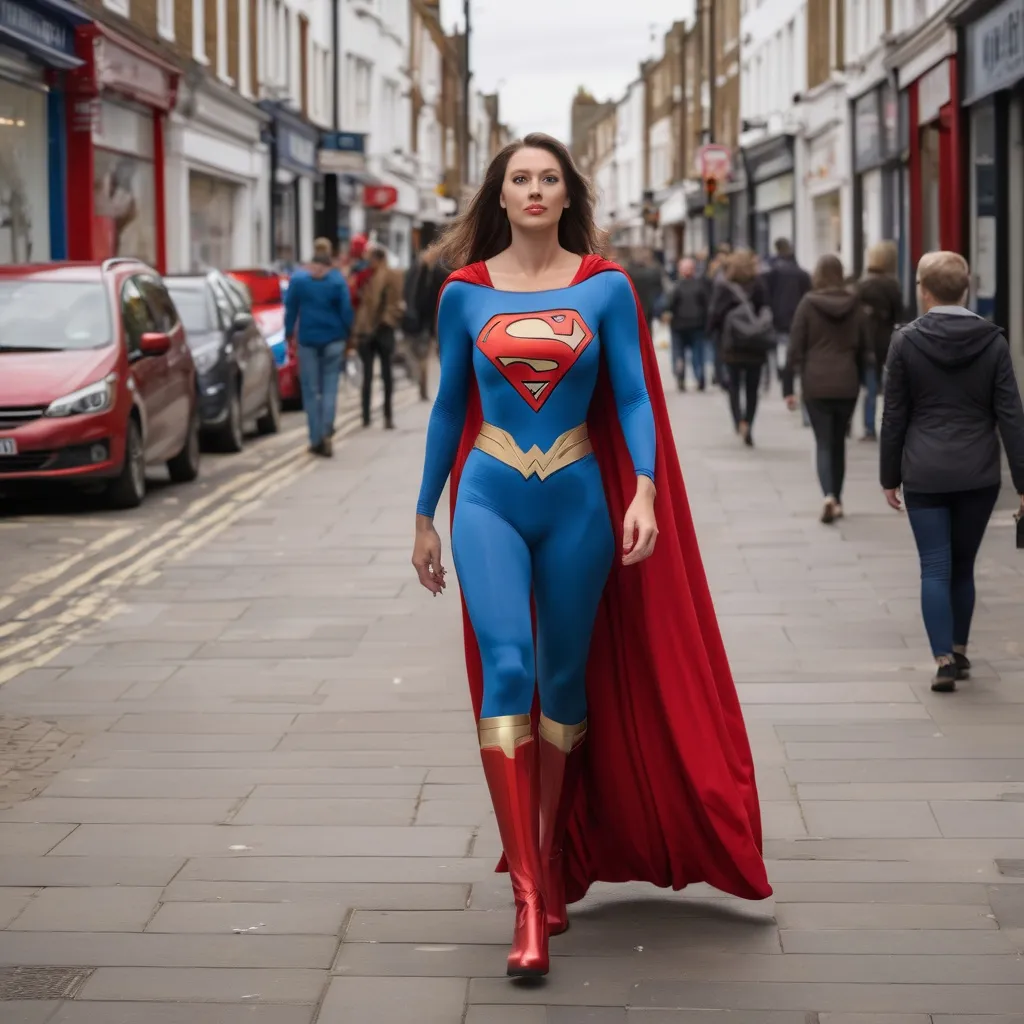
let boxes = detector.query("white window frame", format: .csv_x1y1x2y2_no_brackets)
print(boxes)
193,0,209,64
157,0,174,40
103,0,129,15
239,0,252,97
217,0,231,84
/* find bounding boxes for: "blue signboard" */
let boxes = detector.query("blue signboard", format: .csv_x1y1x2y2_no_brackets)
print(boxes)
279,125,319,175
0,0,85,67
320,131,366,153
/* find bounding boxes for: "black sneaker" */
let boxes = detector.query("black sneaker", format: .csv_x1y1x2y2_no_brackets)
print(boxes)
931,662,958,693
954,652,971,679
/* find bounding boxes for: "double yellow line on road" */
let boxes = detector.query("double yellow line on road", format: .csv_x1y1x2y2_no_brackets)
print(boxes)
0,386,419,685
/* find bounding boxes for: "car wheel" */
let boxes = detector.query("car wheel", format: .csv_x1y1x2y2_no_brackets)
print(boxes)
256,376,282,435
106,419,146,510
215,388,245,453
167,409,201,483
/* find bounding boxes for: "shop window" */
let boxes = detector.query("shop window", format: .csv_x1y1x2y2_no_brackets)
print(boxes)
0,81,50,264
93,150,157,268
189,171,238,272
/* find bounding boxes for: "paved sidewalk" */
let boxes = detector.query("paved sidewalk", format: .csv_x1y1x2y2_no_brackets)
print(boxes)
1,356,1024,1022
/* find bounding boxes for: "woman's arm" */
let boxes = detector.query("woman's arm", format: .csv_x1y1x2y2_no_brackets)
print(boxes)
879,333,910,491
992,340,1024,497
782,297,808,399
601,272,656,481
706,280,730,338
415,284,473,518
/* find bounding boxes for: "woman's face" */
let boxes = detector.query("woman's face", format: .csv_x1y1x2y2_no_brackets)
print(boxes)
500,147,569,234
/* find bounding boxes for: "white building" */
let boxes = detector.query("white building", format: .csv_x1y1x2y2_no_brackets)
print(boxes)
341,0,417,266
739,0,806,259
610,76,646,246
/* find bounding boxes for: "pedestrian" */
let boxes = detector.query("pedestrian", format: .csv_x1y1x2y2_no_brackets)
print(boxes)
402,245,448,401
880,250,1024,693
857,240,903,441
283,237,354,457
353,245,404,429
783,254,872,524
708,248,774,446
664,256,710,391
762,238,811,392
410,131,770,980
625,246,664,335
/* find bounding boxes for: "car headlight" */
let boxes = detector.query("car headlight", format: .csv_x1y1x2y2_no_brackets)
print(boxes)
45,374,117,418
192,343,222,373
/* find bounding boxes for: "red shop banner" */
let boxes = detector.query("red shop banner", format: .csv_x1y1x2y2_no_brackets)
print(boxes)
363,185,399,210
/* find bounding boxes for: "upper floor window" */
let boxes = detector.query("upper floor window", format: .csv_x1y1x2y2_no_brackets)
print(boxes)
157,0,174,39
103,0,129,15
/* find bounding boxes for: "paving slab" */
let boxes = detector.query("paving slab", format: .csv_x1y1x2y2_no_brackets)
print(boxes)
3,363,1024,1021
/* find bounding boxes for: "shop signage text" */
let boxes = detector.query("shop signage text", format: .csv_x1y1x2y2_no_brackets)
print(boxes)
364,185,398,210
321,131,365,153
0,0,74,56
318,131,366,174
279,126,318,174
95,37,174,110
965,0,1024,103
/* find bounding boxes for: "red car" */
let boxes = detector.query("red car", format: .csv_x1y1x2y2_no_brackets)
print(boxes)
226,269,301,408
0,259,201,509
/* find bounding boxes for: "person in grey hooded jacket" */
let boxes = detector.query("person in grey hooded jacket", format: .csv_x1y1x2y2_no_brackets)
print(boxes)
880,251,1024,693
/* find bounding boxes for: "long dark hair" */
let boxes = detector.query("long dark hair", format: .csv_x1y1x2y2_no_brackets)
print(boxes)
435,133,603,269
812,253,846,290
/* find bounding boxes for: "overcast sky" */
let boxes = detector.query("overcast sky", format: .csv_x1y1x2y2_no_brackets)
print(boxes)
438,0,696,143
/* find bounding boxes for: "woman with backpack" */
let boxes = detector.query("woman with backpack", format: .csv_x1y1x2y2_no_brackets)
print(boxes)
707,249,773,446
783,254,872,524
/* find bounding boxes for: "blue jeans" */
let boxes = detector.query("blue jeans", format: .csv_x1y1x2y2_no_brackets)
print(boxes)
863,366,879,437
670,327,708,388
904,486,1000,657
298,340,345,447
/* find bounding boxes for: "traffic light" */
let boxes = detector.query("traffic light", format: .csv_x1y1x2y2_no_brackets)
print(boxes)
705,176,718,199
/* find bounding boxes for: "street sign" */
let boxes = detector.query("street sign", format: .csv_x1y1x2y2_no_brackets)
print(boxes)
697,143,732,183
363,184,399,210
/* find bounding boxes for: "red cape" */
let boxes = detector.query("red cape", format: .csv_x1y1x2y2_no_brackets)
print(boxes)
446,254,771,903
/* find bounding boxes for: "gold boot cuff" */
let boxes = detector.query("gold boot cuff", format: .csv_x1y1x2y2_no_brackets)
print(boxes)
478,714,533,759
538,715,588,754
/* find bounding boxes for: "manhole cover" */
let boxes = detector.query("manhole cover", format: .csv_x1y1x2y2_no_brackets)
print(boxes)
0,967,93,1000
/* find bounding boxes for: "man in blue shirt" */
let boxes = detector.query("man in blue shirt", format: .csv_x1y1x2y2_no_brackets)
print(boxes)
284,238,355,456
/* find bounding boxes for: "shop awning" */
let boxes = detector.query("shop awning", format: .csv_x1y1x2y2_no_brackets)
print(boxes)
0,0,89,70
658,186,686,227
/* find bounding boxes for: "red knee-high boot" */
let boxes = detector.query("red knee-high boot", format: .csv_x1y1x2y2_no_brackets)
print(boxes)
478,714,549,978
538,715,587,935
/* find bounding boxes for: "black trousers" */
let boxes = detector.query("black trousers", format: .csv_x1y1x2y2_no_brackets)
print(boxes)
727,364,761,430
359,328,395,425
804,397,857,500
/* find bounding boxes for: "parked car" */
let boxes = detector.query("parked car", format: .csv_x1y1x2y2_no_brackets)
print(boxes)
226,268,301,408
0,259,200,509
166,271,281,451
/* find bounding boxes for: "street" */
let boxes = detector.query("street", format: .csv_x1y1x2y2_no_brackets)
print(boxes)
1,350,1024,1023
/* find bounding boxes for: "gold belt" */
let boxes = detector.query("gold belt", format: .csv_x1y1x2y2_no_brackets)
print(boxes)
473,422,592,481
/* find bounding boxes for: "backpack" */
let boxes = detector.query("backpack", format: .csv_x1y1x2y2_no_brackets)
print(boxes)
722,283,775,358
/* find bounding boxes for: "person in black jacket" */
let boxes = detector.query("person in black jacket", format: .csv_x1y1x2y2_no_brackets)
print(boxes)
763,238,811,390
880,250,1024,693
402,246,449,401
857,241,904,440
707,249,772,446
665,256,710,391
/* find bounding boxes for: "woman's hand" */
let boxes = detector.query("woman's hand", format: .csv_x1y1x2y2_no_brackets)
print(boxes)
412,516,447,595
785,395,799,411
884,487,903,511
623,477,658,566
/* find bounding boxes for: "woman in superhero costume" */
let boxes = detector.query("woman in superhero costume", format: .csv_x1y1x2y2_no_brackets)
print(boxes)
412,134,771,980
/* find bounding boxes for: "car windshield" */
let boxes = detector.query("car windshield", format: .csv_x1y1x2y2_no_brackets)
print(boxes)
166,285,215,335
0,281,111,351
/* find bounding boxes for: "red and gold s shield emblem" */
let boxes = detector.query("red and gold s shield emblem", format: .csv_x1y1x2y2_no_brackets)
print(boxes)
475,309,594,411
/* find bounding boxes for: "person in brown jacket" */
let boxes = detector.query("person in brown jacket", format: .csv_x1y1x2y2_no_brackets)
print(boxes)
353,246,404,429
783,254,873,523
856,240,904,441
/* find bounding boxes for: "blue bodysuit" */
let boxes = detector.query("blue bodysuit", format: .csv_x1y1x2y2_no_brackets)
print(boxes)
416,270,656,724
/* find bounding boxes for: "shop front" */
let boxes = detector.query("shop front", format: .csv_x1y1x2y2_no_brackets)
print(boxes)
64,24,178,272
742,134,795,259
260,102,320,270
165,75,269,272
0,0,90,264
801,126,845,266
851,79,902,276
957,0,1024,381
890,18,962,287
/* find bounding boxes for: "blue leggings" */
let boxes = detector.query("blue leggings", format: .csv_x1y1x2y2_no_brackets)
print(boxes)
905,485,1000,657
451,451,615,724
